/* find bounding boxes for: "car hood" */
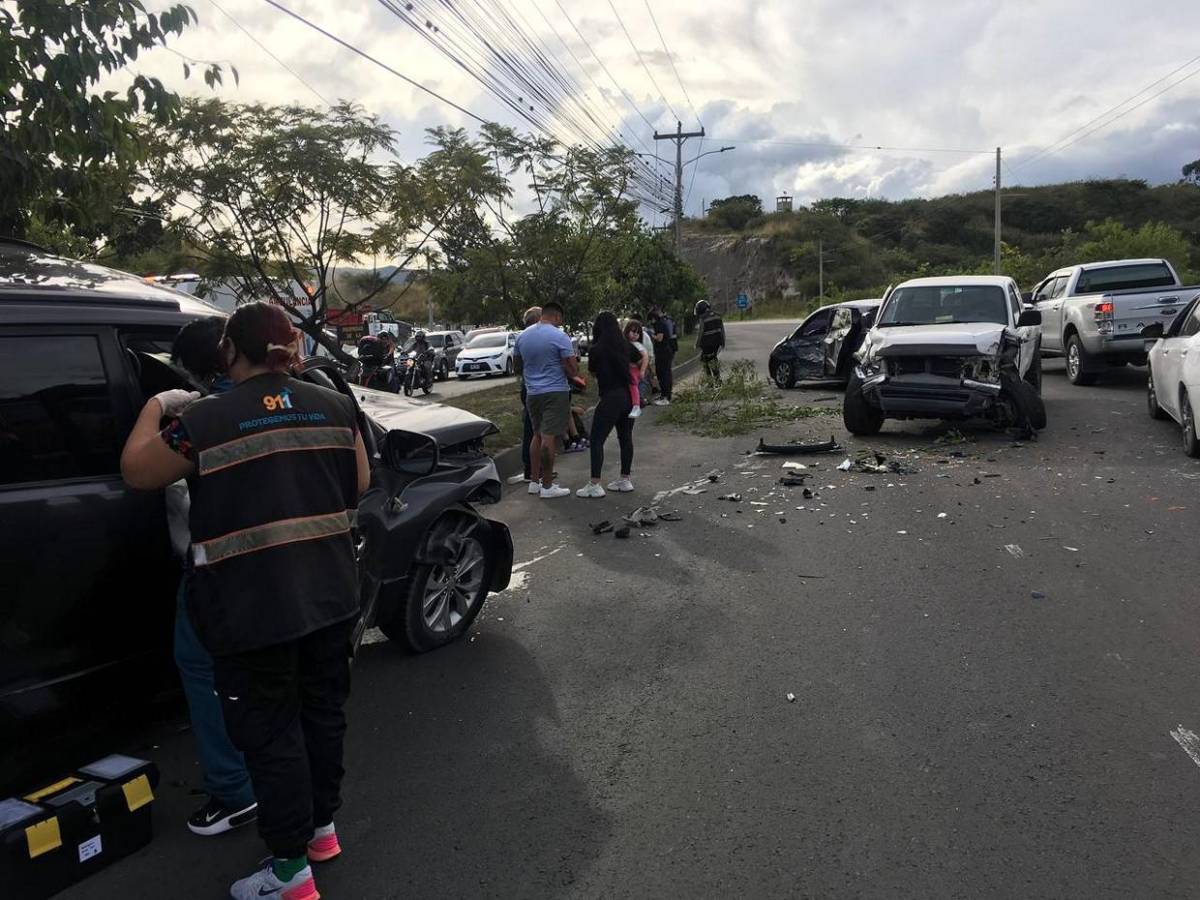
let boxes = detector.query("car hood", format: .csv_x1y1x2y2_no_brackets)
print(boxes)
352,385,498,445
458,346,506,360
864,322,1008,357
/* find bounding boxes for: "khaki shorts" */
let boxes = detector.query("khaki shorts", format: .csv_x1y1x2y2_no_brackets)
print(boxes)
527,390,570,436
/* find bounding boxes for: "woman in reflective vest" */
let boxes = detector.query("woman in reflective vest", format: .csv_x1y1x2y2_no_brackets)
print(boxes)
121,301,370,900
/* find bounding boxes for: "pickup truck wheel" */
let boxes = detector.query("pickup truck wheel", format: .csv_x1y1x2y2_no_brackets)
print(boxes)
1147,369,1167,419
842,373,883,436
1182,391,1200,458
772,360,796,389
1065,334,1097,386
1024,348,1043,395
379,523,493,652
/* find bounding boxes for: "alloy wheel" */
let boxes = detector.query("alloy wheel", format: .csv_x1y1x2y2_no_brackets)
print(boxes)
421,536,486,634
774,362,793,388
1066,344,1080,381
1183,397,1198,455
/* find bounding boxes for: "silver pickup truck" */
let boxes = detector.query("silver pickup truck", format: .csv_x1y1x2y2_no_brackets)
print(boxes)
1028,258,1200,385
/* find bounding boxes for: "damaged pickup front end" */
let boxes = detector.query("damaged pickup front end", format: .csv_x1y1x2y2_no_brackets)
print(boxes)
845,322,1045,436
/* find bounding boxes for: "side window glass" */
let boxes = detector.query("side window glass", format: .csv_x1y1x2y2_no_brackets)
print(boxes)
799,309,833,338
1049,276,1067,300
1008,287,1022,319
1183,309,1200,338
0,335,120,485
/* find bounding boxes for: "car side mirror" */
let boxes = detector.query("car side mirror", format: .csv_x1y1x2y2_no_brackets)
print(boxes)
1141,323,1165,340
382,429,439,476
1016,309,1042,327
1021,291,1034,304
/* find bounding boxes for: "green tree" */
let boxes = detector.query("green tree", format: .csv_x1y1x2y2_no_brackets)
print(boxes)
1183,159,1200,187
0,0,224,237
1073,219,1191,274
707,194,763,230
146,99,430,359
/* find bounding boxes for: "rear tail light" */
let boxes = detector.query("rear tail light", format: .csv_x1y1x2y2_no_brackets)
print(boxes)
1094,296,1114,333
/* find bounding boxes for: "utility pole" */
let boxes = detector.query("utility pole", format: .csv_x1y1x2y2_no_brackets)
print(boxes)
818,237,824,300
654,120,705,253
994,147,1002,275
425,253,434,329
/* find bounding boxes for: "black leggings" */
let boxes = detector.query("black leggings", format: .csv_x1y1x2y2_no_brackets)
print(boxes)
590,391,634,479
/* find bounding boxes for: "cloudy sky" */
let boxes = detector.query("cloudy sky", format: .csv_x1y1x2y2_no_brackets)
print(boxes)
135,0,1200,222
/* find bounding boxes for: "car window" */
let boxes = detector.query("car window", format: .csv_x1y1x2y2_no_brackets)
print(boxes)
427,334,445,347
829,308,852,335
468,333,508,349
1183,306,1200,338
1076,263,1175,293
1032,279,1053,304
798,309,833,338
0,335,121,485
1008,286,1022,320
1049,276,1068,300
879,285,1008,326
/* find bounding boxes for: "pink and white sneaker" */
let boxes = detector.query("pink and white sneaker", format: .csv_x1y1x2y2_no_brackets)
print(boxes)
230,859,319,900
308,824,341,863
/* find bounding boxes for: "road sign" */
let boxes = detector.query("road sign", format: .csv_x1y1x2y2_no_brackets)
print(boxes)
736,293,749,310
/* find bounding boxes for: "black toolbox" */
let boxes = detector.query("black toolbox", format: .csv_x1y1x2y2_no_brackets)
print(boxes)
1,754,158,899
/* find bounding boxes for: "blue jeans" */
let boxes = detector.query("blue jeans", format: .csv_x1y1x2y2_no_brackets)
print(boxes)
174,581,255,809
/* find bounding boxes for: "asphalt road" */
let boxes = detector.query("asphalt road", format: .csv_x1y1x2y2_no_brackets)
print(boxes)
67,321,1200,899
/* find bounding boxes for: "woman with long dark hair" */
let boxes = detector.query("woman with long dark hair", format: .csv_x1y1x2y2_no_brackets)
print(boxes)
577,310,643,497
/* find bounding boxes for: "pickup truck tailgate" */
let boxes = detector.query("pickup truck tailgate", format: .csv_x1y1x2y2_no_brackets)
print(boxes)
1112,290,1188,340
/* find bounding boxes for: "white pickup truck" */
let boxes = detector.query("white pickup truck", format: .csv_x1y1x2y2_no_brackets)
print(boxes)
1028,258,1200,385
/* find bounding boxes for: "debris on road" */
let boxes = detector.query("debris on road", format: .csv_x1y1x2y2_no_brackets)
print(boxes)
1031,590,1046,600
786,692,797,703
590,520,613,536
1004,544,1025,558
754,435,842,455
778,472,809,487
719,493,743,502
624,507,659,527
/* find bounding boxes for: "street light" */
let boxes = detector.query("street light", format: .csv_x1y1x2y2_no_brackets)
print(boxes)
684,145,735,168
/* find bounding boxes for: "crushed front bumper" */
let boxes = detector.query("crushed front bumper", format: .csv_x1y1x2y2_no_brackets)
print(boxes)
858,356,1004,419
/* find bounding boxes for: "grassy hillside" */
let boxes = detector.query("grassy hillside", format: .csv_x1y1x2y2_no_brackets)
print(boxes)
687,179,1200,306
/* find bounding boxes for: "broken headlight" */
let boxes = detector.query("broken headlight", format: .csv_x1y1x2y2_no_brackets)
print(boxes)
962,357,1000,383
857,357,883,378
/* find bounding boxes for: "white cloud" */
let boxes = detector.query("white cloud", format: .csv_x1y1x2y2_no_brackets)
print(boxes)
120,0,1200,213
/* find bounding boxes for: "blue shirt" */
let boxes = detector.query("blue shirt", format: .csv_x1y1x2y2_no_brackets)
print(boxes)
514,323,575,395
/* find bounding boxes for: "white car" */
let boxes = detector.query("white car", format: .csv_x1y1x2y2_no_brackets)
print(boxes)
1145,292,1200,456
456,331,516,379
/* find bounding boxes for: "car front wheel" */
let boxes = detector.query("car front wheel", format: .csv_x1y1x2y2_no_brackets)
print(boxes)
379,518,493,652
504,358,513,376
772,359,796,389
1147,368,1166,419
842,372,883,436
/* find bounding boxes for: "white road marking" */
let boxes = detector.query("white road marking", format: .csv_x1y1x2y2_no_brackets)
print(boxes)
512,545,564,572
1171,725,1200,769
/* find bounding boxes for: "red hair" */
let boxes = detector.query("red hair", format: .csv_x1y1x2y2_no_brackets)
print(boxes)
224,302,298,371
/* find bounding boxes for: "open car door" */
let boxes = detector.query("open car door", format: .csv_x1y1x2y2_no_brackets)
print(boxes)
821,307,855,376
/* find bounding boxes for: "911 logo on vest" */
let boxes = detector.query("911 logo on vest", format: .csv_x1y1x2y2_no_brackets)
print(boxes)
263,388,294,411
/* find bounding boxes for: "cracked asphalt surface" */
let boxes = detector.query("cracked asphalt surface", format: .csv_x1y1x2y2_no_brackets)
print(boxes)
65,321,1200,899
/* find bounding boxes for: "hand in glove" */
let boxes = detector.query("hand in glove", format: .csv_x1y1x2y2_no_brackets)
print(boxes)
153,389,201,418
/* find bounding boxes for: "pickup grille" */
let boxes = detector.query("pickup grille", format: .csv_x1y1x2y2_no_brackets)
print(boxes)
888,357,968,378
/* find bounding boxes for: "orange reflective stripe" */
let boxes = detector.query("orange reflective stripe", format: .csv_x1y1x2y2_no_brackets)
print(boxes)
192,511,352,567
198,427,355,476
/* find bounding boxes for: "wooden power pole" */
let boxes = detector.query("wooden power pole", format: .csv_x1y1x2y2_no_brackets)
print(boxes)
654,120,705,253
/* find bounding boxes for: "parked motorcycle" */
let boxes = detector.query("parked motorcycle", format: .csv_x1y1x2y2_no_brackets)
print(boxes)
402,348,436,396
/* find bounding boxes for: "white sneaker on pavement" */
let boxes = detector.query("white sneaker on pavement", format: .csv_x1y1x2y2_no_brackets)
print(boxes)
540,484,571,499
230,859,318,900
528,481,542,495
628,405,642,419
576,482,606,498
506,473,529,485
652,398,670,406
607,478,634,492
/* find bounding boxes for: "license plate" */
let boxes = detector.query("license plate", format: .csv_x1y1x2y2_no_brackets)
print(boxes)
467,363,486,371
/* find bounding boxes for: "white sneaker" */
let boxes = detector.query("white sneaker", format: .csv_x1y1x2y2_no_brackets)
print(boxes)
540,484,571,499
576,482,606,498
607,478,634,492
230,860,317,900
507,473,529,485
629,405,642,419
528,481,542,495
653,398,670,406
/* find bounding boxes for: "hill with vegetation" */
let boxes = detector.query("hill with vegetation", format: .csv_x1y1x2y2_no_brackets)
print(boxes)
683,178,1200,313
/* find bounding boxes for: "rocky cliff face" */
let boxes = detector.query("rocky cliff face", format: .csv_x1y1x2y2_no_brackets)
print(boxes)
679,233,798,313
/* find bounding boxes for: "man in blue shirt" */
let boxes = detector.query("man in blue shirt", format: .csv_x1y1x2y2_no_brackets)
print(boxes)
514,301,578,499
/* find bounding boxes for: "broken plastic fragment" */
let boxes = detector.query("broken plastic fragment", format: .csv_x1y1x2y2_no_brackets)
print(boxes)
786,692,796,703
755,435,841,455
1004,544,1024,558
837,458,853,471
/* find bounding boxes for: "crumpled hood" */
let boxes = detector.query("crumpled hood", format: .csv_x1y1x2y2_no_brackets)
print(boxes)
352,385,498,446
864,322,1009,358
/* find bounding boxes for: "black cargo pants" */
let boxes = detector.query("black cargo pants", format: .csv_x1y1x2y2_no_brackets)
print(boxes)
213,618,354,859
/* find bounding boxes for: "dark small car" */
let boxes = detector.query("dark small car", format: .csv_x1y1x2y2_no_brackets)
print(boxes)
0,240,512,794
767,299,882,388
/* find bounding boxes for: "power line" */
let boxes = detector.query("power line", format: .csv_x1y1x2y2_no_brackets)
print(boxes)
208,0,331,105
706,137,993,154
1013,56,1200,171
259,0,489,124
605,0,678,125
642,0,701,127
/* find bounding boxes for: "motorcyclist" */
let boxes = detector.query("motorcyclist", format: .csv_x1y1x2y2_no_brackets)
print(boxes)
403,330,435,392
409,330,430,356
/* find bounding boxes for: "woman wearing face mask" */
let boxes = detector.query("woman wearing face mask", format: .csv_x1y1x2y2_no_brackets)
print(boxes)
121,302,370,900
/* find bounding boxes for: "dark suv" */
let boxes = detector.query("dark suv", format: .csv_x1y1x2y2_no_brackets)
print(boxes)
0,241,512,794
